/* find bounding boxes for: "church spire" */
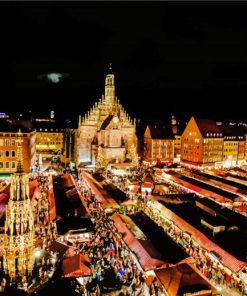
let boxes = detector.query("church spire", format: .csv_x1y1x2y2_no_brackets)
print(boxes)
16,129,24,173
105,62,115,105
109,62,112,71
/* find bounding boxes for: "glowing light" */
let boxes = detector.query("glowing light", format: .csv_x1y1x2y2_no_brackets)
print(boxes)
47,73,62,83
34,249,42,258
51,257,56,264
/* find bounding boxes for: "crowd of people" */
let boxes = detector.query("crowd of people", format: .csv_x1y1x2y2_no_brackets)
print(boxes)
102,166,247,295
73,173,164,296
144,202,246,295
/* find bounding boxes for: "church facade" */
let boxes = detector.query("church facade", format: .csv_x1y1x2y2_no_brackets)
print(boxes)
76,70,138,169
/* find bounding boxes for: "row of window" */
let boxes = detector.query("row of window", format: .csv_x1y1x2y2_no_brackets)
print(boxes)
0,161,16,169
0,139,16,146
224,149,238,152
206,133,222,137
36,129,63,132
37,142,63,145
152,154,173,158
0,150,16,157
224,142,238,146
152,142,173,147
37,137,62,140
224,136,244,140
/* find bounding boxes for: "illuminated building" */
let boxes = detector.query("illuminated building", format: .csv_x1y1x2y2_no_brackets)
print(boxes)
77,67,138,169
144,125,174,164
0,113,9,118
181,117,223,168
222,126,246,168
0,123,36,173
3,131,35,280
33,119,64,158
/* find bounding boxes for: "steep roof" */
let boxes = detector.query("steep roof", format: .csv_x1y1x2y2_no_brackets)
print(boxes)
221,125,247,139
100,115,114,130
147,125,174,140
195,118,223,138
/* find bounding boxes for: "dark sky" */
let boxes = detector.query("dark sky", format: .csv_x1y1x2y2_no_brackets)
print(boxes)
0,2,247,123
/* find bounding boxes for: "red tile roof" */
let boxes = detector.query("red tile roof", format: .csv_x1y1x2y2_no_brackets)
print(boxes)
155,263,216,296
63,254,91,278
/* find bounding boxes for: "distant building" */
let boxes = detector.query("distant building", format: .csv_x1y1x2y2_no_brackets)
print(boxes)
32,119,64,158
77,68,138,169
222,125,247,168
181,117,224,168
0,122,35,173
144,125,174,164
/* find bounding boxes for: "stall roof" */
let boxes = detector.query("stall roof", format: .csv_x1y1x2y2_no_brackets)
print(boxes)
155,263,216,296
111,213,166,271
154,200,247,273
82,172,119,208
63,254,91,277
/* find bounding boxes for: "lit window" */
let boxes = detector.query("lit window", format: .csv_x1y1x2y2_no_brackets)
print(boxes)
5,162,9,169
12,162,16,169
5,140,10,146
0,162,3,168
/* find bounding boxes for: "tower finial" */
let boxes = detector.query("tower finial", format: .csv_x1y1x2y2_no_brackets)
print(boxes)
109,62,112,71
16,129,24,173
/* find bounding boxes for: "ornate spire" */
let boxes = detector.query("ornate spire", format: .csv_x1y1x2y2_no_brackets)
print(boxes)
16,129,24,173
3,128,35,280
109,62,112,71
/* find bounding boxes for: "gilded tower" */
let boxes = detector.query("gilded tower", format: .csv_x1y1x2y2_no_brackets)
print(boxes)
3,130,35,280
77,65,138,168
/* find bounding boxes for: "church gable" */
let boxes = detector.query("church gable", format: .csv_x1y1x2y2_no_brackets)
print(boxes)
77,68,138,168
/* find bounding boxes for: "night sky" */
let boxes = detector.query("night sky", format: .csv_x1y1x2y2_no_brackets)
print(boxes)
0,2,247,123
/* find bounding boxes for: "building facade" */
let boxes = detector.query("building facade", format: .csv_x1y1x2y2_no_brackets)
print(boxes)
222,126,246,168
77,70,138,169
144,125,174,164
33,119,64,158
0,130,36,173
181,117,224,168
